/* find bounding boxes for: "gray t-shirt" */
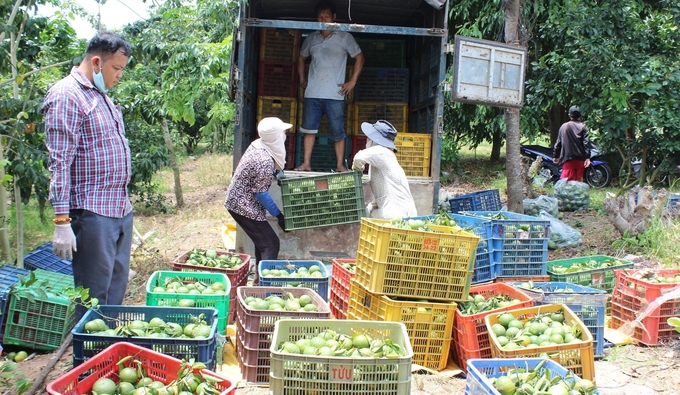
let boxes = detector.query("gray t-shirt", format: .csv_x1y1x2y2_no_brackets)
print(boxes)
300,31,362,101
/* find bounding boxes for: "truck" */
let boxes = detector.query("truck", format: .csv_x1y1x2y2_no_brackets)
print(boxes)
230,0,451,259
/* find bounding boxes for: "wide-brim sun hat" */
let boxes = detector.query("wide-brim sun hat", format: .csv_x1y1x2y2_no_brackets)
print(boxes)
361,120,398,151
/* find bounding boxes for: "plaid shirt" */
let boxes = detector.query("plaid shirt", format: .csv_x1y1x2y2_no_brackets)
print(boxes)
42,67,132,218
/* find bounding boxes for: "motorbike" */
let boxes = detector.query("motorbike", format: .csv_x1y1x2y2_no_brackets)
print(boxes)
520,144,613,188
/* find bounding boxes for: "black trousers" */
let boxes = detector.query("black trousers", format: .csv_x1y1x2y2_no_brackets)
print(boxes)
228,210,280,265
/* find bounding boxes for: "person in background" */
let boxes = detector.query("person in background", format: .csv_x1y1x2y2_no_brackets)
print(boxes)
351,120,417,219
294,0,364,172
225,117,291,283
553,105,591,182
42,32,133,321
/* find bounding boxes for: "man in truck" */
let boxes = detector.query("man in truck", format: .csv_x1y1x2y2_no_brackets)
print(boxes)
294,0,365,172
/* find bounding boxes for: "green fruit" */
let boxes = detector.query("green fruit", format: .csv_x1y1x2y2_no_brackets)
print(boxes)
119,367,139,383
177,299,195,307
118,382,136,395
298,295,312,307
493,375,516,395
92,378,117,395
6,352,16,361
13,351,28,362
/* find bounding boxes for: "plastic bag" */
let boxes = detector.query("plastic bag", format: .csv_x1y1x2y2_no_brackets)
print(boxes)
523,195,559,217
554,178,590,212
539,210,582,248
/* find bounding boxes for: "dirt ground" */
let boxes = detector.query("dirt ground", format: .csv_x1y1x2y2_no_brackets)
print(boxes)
6,175,680,394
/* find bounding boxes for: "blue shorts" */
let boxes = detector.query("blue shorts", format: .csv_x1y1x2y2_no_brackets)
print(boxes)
300,98,346,141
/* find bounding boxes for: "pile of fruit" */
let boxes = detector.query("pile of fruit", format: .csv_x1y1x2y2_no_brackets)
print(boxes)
261,264,325,283
548,258,626,274
515,282,577,293
276,329,406,358
339,261,356,273
458,293,524,315
489,359,598,395
554,180,590,212
83,314,213,339
150,278,228,307
243,292,320,312
182,249,245,269
489,309,585,350
386,214,463,232
90,357,225,395
4,350,28,362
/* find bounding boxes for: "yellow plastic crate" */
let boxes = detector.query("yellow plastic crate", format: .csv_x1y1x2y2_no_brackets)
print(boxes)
347,279,455,370
354,218,479,301
484,303,596,382
257,96,297,131
259,28,300,63
395,132,431,176
351,102,408,136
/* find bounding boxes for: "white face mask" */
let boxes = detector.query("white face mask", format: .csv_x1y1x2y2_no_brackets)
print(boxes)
93,65,107,93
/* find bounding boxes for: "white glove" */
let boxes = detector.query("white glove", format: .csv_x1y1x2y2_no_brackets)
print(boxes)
352,161,364,172
53,224,77,260
366,202,378,216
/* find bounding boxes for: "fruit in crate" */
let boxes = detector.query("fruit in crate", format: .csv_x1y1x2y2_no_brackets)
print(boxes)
489,309,585,350
183,249,245,269
152,277,227,296
276,329,405,358
341,261,356,273
489,359,598,395
243,292,320,312
457,293,523,315
83,314,213,339
548,258,626,273
516,281,577,293
388,215,462,231
90,356,226,395
261,264,325,283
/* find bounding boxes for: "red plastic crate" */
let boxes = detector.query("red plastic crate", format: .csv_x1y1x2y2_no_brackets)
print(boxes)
236,286,331,350
349,135,368,173
257,61,298,97
46,342,235,395
172,250,250,325
329,295,346,320
284,132,296,170
450,282,534,373
331,259,355,303
236,331,271,383
610,269,680,345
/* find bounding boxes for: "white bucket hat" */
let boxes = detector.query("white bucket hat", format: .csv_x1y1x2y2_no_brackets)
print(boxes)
361,120,398,151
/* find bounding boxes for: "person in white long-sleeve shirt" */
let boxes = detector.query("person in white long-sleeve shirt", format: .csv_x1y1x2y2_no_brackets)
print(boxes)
351,120,417,219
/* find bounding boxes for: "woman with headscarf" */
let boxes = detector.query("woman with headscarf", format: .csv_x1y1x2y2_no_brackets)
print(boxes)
225,117,292,280
351,120,417,219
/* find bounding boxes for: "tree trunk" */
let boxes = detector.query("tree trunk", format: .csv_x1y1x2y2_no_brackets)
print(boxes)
14,177,23,268
504,0,524,213
490,128,502,161
0,142,12,264
604,186,665,236
548,104,563,146
161,118,184,208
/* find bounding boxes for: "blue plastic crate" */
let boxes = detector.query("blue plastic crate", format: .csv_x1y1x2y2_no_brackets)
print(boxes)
72,305,219,370
668,194,680,207
258,260,330,301
23,243,73,275
460,211,550,277
510,282,608,357
465,358,601,395
408,214,494,284
449,189,503,213
0,265,30,341
295,134,351,172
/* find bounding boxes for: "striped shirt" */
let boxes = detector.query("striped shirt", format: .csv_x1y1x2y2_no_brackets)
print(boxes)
225,144,275,221
42,67,132,218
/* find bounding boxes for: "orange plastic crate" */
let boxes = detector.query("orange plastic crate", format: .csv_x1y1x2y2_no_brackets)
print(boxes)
46,342,235,395
354,218,478,301
450,282,534,373
330,259,355,316
484,303,595,381
347,279,456,370
610,269,680,345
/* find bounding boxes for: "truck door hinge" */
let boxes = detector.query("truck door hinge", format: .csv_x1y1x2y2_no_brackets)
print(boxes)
233,68,242,83
428,28,446,35
236,30,242,42
441,83,452,92
443,43,455,54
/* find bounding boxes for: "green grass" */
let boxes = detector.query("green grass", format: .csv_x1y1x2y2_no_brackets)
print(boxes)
8,201,54,256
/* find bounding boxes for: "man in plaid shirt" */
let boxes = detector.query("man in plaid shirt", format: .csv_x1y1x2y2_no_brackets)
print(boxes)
42,32,133,320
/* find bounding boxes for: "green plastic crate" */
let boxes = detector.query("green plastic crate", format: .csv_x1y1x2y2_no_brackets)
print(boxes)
546,255,633,293
280,172,365,231
3,269,76,351
145,271,231,334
